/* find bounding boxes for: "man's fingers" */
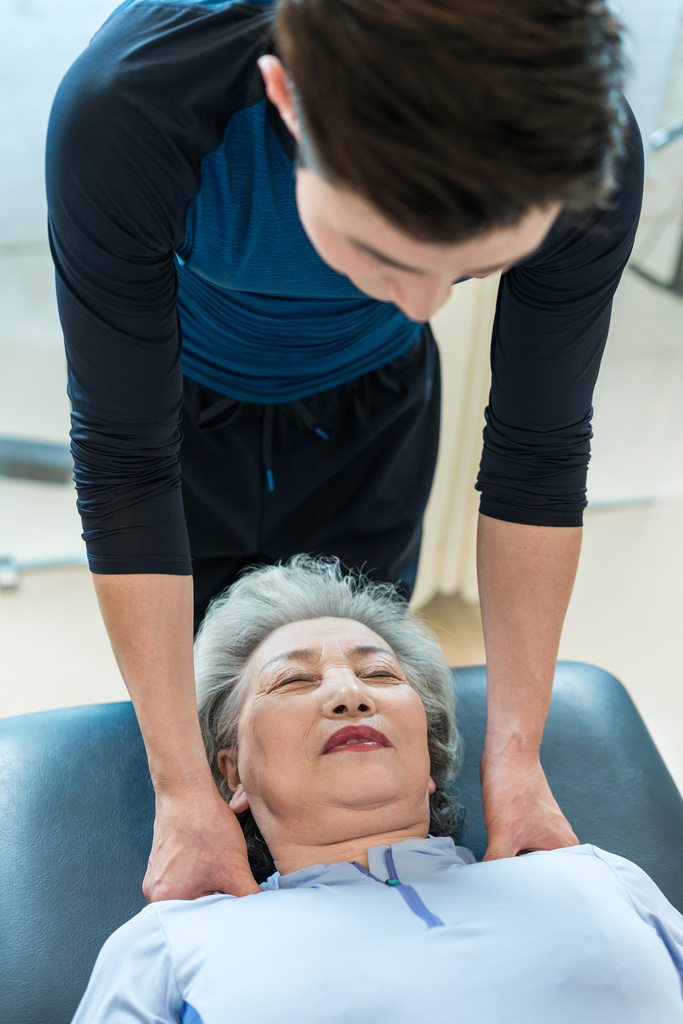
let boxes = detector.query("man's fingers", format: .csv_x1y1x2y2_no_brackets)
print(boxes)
482,829,578,864
215,865,264,899
482,846,513,862
142,784,262,902
480,754,580,867
144,873,260,903
143,865,156,903
230,878,263,898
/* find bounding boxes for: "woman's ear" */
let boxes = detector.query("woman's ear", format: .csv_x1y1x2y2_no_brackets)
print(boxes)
228,783,250,814
217,747,240,791
428,776,436,796
257,55,301,141
218,749,250,813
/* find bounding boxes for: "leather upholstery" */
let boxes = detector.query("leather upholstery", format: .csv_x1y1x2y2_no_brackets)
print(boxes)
453,663,683,900
1,662,681,1024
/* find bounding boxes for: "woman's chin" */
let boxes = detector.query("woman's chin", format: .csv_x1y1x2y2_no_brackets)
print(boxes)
320,780,415,816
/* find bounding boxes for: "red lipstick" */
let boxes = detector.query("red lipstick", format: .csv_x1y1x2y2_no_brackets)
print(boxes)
322,725,392,754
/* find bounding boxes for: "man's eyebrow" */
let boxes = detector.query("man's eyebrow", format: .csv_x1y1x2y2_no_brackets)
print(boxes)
465,261,508,276
467,241,544,277
349,240,538,280
346,237,428,274
260,648,317,673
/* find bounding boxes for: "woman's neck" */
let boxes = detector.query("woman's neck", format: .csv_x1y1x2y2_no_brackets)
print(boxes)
269,825,430,877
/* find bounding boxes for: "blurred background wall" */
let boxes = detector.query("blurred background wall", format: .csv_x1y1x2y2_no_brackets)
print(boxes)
0,0,116,567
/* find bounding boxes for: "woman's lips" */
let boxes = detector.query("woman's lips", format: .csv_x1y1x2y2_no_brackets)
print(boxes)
322,725,393,754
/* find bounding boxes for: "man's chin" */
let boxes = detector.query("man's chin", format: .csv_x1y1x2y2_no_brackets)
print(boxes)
346,276,391,304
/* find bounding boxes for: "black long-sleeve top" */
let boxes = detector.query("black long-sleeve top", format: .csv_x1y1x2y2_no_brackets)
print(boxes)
45,0,644,575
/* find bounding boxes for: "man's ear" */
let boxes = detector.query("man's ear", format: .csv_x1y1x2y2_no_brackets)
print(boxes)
257,55,301,141
428,776,436,796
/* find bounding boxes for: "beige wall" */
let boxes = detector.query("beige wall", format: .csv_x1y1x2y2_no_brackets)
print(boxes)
412,275,499,608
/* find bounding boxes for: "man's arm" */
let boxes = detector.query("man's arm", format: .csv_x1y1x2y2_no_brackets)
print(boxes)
477,514,581,859
472,111,643,858
93,574,261,901
47,6,275,900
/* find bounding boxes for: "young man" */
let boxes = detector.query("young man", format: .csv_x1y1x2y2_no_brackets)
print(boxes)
47,0,643,901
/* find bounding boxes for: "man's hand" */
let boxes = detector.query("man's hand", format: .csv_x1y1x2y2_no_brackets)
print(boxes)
480,749,579,861
476,515,583,861
144,783,262,902
92,574,261,902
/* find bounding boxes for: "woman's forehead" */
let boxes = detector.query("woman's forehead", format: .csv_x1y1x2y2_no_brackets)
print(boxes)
246,617,395,674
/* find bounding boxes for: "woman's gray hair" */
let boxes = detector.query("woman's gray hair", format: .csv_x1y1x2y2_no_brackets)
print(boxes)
195,556,465,876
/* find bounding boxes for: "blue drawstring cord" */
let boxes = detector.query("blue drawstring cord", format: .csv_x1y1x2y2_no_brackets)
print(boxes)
194,389,327,494
262,400,329,493
262,405,276,492
352,848,444,929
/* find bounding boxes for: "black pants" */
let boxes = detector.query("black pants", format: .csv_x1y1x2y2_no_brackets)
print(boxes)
180,326,441,630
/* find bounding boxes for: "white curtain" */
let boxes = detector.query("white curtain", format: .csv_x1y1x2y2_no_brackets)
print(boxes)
412,274,500,609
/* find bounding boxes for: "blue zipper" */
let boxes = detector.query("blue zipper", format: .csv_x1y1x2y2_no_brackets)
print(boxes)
352,848,444,929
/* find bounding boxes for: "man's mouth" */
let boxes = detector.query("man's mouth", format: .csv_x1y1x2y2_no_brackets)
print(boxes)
322,725,393,754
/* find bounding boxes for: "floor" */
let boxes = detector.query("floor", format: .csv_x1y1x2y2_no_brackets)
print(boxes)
2,497,682,797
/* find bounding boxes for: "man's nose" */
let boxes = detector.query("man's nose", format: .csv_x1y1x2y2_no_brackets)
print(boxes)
387,277,452,321
321,675,377,719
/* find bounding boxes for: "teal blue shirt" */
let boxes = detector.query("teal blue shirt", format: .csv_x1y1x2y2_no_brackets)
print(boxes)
175,96,421,403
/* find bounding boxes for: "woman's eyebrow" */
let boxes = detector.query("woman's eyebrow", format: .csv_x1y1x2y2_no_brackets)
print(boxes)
352,644,395,658
259,643,395,673
260,648,316,674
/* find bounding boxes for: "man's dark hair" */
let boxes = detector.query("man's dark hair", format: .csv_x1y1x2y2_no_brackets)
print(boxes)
274,0,627,242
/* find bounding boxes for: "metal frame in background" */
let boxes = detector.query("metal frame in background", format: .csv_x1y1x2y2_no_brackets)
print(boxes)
0,436,78,590
630,118,683,297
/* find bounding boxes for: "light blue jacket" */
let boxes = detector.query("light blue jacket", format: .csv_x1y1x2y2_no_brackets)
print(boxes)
72,838,683,1023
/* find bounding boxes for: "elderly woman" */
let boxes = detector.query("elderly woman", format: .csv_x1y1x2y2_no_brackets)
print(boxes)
74,558,683,1024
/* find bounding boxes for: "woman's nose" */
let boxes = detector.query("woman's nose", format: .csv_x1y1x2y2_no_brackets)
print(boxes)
321,676,377,719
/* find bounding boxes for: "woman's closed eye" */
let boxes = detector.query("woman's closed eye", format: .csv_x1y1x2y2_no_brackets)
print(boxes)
361,670,402,683
270,674,318,691
266,667,401,693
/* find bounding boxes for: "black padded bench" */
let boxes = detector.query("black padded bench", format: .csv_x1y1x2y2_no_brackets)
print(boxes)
1,662,681,1023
